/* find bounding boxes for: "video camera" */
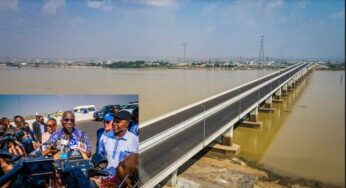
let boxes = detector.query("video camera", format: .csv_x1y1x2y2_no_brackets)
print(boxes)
0,135,109,188
0,131,34,154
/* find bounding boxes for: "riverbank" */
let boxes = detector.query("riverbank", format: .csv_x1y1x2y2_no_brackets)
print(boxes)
162,148,341,188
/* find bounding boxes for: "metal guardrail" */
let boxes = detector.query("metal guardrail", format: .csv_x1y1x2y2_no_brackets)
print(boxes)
139,63,310,187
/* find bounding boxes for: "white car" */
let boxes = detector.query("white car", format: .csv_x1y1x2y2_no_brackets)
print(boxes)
73,105,96,114
121,103,138,114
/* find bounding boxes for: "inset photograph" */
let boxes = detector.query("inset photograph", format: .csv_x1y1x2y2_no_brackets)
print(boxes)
0,95,139,188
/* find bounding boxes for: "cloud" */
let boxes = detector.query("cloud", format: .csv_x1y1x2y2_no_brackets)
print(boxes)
221,0,289,27
329,10,345,19
127,0,178,8
266,0,283,14
290,0,307,18
222,0,264,26
0,0,18,10
42,0,65,15
86,0,112,11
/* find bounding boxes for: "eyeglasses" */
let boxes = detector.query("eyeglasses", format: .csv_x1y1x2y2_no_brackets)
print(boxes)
104,120,112,124
63,118,75,123
47,125,55,127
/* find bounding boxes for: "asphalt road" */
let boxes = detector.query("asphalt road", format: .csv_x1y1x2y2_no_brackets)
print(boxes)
73,119,104,153
140,63,302,142
139,63,307,185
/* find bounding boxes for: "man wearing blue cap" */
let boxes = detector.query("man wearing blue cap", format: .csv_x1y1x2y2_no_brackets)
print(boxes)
98,110,139,185
95,113,114,153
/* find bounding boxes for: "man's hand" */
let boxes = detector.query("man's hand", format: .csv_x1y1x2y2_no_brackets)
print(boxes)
41,145,58,156
32,142,40,150
0,158,14,188
8,142,25,156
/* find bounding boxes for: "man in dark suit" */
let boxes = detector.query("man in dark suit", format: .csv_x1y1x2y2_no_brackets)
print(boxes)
32,115,47,143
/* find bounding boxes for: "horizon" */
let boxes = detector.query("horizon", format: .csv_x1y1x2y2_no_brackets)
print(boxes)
0,0,345,59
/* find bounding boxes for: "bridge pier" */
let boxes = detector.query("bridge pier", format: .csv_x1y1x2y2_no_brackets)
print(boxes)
282,84,289,96
292,76,298,87
210,127,240,156
259,95,275,112
273,89,284,103
287,80,294,91
166,170,178,187
239,107,262,128
249,106,258,122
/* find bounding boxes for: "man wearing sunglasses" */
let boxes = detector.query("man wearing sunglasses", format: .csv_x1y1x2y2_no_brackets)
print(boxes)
47,111,92,157
98,110,139,184
41,118,58,144
95,113,114,153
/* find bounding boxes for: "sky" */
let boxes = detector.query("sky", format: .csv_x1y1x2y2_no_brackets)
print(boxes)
0,0,344,59
0,95,138,117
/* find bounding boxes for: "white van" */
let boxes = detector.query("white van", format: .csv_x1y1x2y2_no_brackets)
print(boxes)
73,105,96,114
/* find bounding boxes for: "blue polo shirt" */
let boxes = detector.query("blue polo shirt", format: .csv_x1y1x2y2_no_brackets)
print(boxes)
128,121,139,136
95,128,113,153
97,130,139,176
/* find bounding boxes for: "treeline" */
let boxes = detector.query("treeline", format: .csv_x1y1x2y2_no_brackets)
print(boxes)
103,61,170,68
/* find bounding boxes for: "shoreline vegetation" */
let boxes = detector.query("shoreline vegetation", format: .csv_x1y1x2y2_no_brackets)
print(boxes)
0,60,344,70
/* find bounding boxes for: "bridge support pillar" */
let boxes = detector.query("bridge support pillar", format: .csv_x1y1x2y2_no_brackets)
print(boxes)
292,76,297,86
249,106,258,122
166,170,178,187
259,95,275,112
239,107,262,129
265,95,272,108
221,127,233,146
287,80,293,90
210,127,240,156
282,84,289,96
273,89,284,103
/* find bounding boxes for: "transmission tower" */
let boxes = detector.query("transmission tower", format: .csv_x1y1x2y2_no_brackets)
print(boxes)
258,35,264,63
183,43,187,62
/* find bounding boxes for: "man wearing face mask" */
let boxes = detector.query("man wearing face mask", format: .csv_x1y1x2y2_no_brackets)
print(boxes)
47,111,92,157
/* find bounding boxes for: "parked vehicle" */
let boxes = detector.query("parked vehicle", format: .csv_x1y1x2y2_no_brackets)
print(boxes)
121,102,138,114
93,105,114,121
73,105,96,114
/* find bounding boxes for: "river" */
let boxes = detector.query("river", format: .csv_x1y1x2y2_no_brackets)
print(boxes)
0,66,344,186
233,70,345,186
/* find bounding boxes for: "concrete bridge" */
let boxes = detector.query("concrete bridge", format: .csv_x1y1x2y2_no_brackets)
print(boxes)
138,63,313,187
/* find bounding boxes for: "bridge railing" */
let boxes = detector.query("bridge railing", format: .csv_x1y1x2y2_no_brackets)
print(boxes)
139,63,310,187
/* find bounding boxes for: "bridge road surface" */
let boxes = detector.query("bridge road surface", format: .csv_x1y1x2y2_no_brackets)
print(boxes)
138,63,307,185
139,63,301,143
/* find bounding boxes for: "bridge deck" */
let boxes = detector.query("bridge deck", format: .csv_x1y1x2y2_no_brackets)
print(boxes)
140,63,301,142
138,63,308,187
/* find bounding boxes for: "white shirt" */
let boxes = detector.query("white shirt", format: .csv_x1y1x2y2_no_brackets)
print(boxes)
98,131,139,176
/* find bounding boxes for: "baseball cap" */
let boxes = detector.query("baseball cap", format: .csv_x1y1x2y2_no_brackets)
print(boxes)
114,111,132,121
103,113,115,121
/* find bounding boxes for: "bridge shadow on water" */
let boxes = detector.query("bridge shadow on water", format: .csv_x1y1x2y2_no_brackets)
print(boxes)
233,72,313,163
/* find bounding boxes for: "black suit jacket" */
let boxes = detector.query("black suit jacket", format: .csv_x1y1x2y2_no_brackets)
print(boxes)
32,121,47,143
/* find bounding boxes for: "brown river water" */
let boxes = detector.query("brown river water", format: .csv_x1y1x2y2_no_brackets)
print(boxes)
0,66,344,186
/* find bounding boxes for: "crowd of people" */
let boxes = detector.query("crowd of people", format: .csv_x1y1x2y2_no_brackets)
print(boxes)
0,106,139,188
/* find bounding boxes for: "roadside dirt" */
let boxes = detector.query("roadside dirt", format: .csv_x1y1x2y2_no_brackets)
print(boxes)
163,149,340,188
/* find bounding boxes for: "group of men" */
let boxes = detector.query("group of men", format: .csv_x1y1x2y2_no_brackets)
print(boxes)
0,106,139,187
